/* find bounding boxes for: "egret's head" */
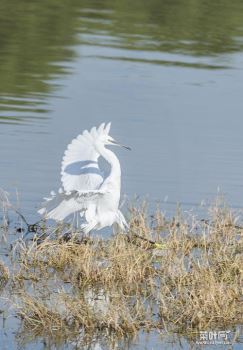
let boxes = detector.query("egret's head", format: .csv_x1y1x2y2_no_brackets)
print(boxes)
106,136,131,150
96,122,131,150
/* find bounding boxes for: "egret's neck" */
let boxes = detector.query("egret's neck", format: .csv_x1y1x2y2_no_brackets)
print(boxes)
98,145,121,180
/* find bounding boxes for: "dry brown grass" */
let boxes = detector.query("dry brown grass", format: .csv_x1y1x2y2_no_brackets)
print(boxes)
2,199,242,347
0,260,9,290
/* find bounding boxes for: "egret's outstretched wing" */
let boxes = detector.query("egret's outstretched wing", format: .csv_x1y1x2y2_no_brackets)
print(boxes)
61,123,111,192
38,189,105,221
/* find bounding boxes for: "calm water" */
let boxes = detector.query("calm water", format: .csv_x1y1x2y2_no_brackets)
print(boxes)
1,0,243,348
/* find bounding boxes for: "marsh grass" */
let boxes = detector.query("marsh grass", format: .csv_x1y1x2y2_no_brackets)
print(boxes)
1,198,242,347
0,260,9,290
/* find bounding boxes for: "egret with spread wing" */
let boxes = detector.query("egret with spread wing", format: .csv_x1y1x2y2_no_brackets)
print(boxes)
38,123,130,234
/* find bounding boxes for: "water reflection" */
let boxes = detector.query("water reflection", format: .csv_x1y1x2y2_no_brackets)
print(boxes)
1,0,243,124
92,54,228,70
0,0,81,124
77,0,243,55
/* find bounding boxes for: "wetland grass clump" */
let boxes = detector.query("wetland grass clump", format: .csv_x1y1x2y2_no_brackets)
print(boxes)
3,200,243,346
0,260,9,290
17,293,66,335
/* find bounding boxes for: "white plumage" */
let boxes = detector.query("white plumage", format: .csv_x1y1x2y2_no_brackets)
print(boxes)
38,122,130,234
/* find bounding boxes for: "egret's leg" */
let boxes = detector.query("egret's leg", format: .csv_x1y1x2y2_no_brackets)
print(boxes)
115,210,129,234
80,221,97,235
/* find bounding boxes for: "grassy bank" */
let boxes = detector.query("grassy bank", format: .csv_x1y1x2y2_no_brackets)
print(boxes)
0,199,242,348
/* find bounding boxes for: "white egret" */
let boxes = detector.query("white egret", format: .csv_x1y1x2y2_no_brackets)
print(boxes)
38,122,130,234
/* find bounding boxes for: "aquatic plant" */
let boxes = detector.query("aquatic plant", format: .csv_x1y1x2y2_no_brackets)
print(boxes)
0,197,242,347
10,203,243,343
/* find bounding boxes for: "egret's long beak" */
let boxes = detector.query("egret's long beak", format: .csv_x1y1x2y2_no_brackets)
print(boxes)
111,140,131,150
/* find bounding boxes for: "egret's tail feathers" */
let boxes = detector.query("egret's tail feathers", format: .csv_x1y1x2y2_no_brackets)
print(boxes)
38,191,83,222
116,210,129,232
44,203,71,221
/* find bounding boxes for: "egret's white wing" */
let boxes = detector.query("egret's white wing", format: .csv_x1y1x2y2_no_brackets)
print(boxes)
38,190,105,221
61,123,110,192
39,123,113,225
